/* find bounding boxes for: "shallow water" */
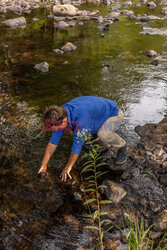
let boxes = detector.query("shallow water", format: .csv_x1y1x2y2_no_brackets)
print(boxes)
0,3,167,145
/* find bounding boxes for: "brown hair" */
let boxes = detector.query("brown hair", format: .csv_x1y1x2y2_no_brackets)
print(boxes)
44,105,67,124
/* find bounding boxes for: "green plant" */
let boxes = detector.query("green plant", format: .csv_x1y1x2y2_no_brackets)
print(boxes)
81,136,112,250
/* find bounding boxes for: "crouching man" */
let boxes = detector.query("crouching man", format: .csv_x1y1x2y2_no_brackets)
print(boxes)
38,96,127,182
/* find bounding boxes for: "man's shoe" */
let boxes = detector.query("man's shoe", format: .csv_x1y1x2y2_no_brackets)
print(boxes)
115,145,127,164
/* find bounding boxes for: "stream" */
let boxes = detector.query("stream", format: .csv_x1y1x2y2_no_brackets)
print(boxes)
0,1,167,249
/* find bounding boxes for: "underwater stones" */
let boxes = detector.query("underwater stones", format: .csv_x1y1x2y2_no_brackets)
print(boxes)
53,49,64,54
2,17,26,28
34,62,49,72
53,4,78,16
54,20,69,29
100,180,127,203
122,1,132,7
161,7,167,15
121,10,135,18
143,50,157,57
97,23,110,31
153,209,167,231
61,42,76,52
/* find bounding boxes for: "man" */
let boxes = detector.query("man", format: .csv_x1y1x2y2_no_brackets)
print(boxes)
38,96,127,182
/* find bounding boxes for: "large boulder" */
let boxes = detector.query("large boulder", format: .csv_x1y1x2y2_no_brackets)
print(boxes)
53,4,78,16
2,17,26,28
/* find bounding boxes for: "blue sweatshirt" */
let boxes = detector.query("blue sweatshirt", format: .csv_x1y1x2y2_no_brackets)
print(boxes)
49,96,118,154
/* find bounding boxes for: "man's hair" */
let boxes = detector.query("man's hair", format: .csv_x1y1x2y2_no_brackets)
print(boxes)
44,105,67,125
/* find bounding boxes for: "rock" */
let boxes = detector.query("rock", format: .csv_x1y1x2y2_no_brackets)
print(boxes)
110,4,121,11
149,230,163,239
147,1,156,8
97,15,103,24
62,60,69,64
73,192,82,201
32,18,39,21
97,23,110,31
153,209,167,231
122,1,132,7
151,59,159,66
159,174,167,186
68,21,75,27
121,10,135,19
48,14,55,18
100,180,127,203
143,50,157,57
107,12,120,21
53,4,78,16
103,0,113,6
53,49,64,54
2,17,26,28
140,0,148,3
137,15,149,22
100,33,105,38
61,42,76,52
78,22,84,26
34,62,49,73
54,21,69,30
104,239,120,249
153,145,164,158
161,7,167,15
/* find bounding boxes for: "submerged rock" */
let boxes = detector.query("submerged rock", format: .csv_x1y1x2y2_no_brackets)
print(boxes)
34,62,49,72
151,59,159,66
53,4,78,16
54,21,69,29
61,42,76,52
107,12,120,21
122,1,132,7
97,23,110,31
161,7,167,15
143,50,157,57
2,17,26,28
100,180,127,203
53,49,64,54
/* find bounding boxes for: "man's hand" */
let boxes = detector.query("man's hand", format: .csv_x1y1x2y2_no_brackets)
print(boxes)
38,165,47,174
60,165,72,182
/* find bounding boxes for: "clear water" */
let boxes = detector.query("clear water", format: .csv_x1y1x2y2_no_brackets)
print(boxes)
0,3,167,144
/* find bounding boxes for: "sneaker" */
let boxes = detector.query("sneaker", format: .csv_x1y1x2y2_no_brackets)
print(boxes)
115,145,127,164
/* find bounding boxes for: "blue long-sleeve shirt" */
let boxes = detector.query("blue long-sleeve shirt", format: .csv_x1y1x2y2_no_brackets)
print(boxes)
49,96,118,154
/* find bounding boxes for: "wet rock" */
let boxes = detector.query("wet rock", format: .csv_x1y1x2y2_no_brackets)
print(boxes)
97,23,110,31
153,209,167,231
78,22,84,26
103,0,113,6
68,21,76,27
34,62,49,73
147,1,156,8
61,42,76,52
107,12,120,21
73,192,82,201
161,7,167,15
32,18,39,21
2,17,26,28
143,50,157,57
53,49,64,54
48,14,55,18
100,180,127,203
100,33,105,38
137,15,149,22
53,4,78,16
140,0,148,3
121,10,135,19
122,1,132,7
159,174,167,186
54,21,69,30
62,60,69,64
110,4,121,11
97,15,103,24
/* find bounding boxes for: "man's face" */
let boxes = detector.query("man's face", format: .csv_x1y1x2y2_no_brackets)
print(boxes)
48,117,68,131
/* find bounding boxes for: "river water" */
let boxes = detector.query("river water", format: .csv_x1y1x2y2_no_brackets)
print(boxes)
0,2,167,249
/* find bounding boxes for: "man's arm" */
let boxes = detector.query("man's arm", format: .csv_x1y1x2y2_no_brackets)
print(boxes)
60,152,79,182
38,143,57,174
